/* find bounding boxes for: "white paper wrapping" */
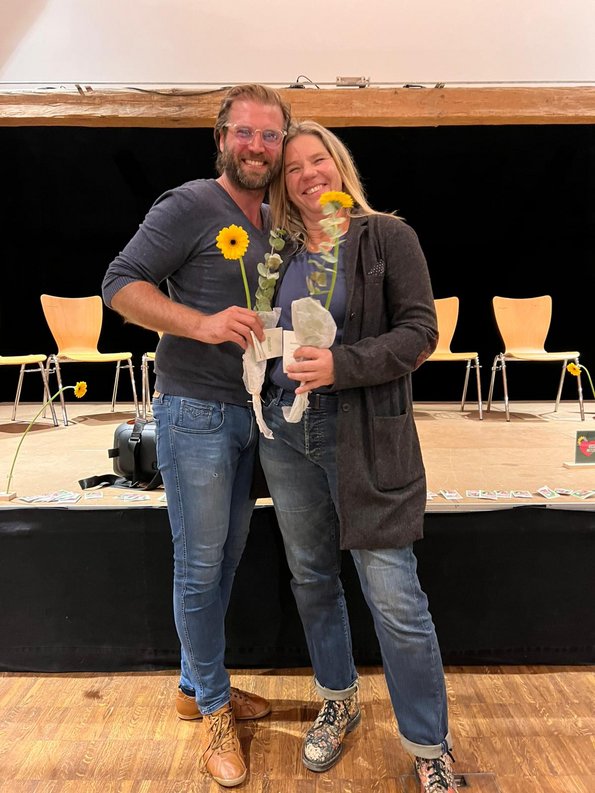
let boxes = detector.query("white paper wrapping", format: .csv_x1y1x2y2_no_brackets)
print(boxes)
283,297,337,423
242,308,281,438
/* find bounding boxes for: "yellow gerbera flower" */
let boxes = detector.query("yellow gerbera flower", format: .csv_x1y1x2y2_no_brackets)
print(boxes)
4,380,88,494
74,381,88,398
216,225,250,260
567,363,581,377
319,191,354,209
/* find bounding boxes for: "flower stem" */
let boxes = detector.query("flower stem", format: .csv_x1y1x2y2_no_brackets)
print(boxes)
5,386,73,493
238,257,252,310
324,238,340,311
582,366,595,400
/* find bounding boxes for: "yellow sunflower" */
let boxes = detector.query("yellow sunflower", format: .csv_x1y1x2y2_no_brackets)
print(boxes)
319,191,354,209
74,381,88,398
567,363,581,377
216,225,250,260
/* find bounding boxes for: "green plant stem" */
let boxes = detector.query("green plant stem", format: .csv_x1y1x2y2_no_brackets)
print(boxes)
5,386,73,493
581,366,595,399
238,257,252,310
324,238,340,311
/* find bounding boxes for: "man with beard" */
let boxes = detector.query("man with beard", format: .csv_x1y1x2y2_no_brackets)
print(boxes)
102,84,291,788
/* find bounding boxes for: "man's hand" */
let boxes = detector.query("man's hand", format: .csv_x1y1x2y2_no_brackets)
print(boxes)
197,306,265,350
286,347,335,394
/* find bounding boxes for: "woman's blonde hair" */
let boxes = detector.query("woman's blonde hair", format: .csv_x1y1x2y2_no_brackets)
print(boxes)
268,120,379,248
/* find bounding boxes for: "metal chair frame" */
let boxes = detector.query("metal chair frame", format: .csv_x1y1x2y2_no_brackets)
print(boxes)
40,294,139,425
426,297,483,419
0,354,58,425
487,295,584,421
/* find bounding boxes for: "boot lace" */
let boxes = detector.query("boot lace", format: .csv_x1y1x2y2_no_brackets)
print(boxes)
205,706,236,754
313,698,349,730
417,751,456,792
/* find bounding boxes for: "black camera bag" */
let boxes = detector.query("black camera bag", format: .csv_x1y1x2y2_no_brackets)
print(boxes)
79,417,162,491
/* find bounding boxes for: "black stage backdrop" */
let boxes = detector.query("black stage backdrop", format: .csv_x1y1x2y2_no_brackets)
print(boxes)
1,505,593,672
1,124,595,403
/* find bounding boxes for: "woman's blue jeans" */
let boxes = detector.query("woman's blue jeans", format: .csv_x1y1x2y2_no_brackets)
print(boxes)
259,389,451,758
152,394,256,715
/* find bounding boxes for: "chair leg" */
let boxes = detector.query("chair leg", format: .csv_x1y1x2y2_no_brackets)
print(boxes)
113,360,139,416
487,355,499,412
500,358,510,421
12,365,26,421
141,354,149,419
460,360,471,412
127,359,139,417
487,354,509,420
40,363,58,427
474,356,483,420
574,358,585,421
51,358,68,426
111,363,121,412
13,363,59,425
554,361,566,413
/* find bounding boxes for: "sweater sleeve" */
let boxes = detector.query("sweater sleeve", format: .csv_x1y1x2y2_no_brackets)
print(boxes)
102,185,198,308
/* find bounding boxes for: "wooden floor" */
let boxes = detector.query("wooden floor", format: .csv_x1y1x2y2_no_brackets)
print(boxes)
2,399,595,510
0,666,593,792
1,402,594,790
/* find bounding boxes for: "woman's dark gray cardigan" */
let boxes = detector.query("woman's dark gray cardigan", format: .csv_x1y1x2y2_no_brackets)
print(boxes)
331,214,437,550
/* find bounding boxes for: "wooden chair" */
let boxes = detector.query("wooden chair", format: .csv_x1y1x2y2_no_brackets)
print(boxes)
40,294,139,425
0,353,58,425
487,295,584,421
426,297,483,419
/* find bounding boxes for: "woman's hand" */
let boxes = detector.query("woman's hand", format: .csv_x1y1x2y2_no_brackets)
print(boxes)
286,347,335,394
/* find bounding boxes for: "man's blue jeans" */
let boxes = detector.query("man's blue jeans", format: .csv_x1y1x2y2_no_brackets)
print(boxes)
152,394,257,715
259,389,451,758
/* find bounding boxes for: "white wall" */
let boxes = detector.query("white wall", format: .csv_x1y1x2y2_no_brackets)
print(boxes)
1,0,594,86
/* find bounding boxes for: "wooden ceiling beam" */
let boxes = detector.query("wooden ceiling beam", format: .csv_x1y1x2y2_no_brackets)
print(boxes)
1,86,595,127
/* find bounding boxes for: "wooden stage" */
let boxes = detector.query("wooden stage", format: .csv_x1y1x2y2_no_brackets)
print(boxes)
1,399,594,511
0,397,593,673
0,401,593,792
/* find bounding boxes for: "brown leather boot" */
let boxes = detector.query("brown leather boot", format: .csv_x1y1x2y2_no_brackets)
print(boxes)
177,686,271,721
199,702,247,787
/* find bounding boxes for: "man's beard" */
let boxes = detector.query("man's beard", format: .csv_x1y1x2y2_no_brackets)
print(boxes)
217,147,282,191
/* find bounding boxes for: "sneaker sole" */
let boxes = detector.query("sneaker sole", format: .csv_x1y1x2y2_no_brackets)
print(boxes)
302,710,362,773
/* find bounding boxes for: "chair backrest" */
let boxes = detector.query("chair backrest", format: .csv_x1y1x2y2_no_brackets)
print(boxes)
492,295,552,354
40,294,103,354
433,297,459,354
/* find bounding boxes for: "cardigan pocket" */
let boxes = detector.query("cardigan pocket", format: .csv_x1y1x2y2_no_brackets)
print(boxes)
373,412,424,491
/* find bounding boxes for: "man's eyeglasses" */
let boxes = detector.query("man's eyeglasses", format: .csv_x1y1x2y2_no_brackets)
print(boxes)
223,123,287,148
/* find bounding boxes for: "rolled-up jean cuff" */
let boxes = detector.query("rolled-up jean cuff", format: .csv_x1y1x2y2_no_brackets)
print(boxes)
314,675,359,701
400,732,453,759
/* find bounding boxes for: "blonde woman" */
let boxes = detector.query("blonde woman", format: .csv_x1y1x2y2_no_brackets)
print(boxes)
261,121,458,793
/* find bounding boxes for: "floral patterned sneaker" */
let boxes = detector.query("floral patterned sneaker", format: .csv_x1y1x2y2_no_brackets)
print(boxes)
302,691,361,772
415,750,458,792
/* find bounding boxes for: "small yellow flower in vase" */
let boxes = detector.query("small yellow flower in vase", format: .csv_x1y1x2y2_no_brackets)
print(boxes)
1,381,88,501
